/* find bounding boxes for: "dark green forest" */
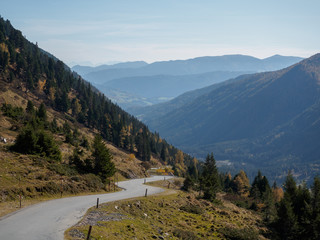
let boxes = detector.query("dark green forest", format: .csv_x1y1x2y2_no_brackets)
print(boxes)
184,153,320,240
0,16,195,175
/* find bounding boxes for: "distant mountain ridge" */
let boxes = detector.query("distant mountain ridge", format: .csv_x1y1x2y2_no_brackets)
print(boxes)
99,71,250,100
139,54,320,183
72,55,303,110
79,54,303,84
130,74,250,121
72,61,148,76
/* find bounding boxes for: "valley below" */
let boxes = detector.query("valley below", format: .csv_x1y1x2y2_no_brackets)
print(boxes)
1,8,320,239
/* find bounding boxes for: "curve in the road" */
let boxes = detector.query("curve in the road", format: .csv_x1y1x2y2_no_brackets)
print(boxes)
0,175,172,240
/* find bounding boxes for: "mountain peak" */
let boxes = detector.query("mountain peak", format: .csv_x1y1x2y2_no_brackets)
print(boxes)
297,53,320,78
302,52,320,64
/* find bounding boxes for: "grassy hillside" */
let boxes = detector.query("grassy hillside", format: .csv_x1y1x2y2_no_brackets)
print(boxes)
0,16,195,175
0,85,158,217
65,179,268,240
0,16,185,217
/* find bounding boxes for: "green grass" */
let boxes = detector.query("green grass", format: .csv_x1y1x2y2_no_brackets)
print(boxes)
65,188,268,240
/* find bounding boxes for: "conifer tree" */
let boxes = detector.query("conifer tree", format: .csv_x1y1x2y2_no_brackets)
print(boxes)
276,197,298,239
37,130,61,161
92,135,115,183
311,176,320,239
250,170,271,201
37,103,47,122
26,100,35,114
200,153,220,201
274,172,298,239
182,174,194,191
160,145,167,162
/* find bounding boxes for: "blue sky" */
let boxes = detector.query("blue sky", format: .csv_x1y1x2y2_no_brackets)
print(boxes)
1,0,319,66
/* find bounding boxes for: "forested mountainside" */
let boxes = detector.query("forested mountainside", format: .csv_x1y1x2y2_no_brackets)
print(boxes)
98,71,250,110
101,71,248,99
142,54,320,183
130,74,249,122
0,16,194,177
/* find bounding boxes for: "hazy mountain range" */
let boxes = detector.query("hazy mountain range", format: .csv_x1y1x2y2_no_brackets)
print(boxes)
72,55,303,110
72,61,148,76
133,54,320,183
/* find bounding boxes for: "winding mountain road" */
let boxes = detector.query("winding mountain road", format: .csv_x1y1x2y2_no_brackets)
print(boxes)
0,176,171,240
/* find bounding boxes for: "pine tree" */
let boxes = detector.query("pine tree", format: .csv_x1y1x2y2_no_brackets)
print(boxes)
12,126,38,154
295,183,312,239
311,176,320,239
188,157,199,180
200,153,220,201
160,145,167,162
182,174,194,191
250,170,271,201
26,100,35,114
92,135,115,183
37,130,61,161
250,170,263,199
275,197,298,240
275,172,298,239
283,171,297,204
263,187,276,223
70,147,84,172
37,103,47,122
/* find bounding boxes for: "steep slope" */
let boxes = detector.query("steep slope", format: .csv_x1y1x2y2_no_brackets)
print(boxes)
145,54,320,183
101,71,248,99
0,16,196,213
99,71,250,110
130,74,249,121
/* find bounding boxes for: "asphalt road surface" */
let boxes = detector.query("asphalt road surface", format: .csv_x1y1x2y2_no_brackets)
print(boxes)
0,175,172,240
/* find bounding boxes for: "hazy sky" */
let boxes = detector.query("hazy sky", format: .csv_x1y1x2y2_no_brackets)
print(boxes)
1,0,319,66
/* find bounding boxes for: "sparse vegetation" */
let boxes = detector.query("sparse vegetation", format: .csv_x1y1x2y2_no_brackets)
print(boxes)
1,12,319,240
65,182,268,240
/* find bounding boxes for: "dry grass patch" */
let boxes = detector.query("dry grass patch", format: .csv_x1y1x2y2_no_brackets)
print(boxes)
65,189,269,240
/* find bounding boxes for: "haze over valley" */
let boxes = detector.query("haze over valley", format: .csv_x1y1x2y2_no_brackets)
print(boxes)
72,55,303,110
1,1,320,239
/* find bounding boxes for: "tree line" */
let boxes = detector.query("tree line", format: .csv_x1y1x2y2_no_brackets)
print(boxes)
0,16,194,176
183,153,320,239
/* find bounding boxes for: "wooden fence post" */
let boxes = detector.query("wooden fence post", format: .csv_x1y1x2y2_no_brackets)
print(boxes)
145,188,148,197
60,178,63,198
19,177,21,208
86,225,92,240
96,198,99,208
